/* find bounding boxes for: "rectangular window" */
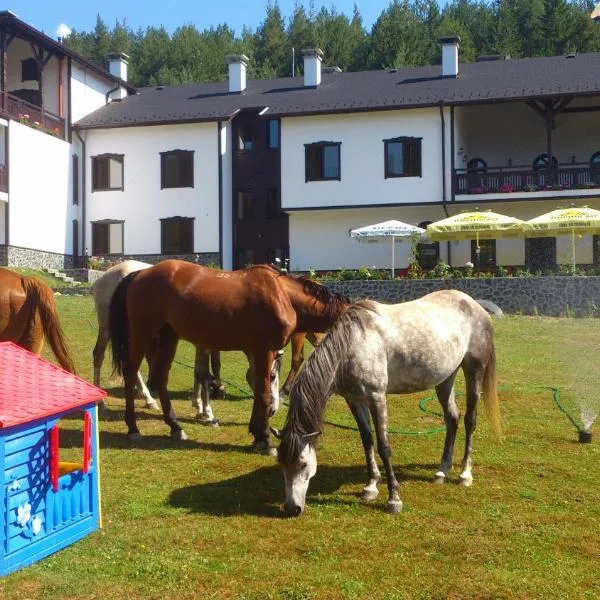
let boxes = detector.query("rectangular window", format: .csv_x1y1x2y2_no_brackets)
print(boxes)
161,150,194,189
92,154,124,191
92,221,124,255
265,188,280,218
237,191,253,221
161,217,194,254
305,142,341,181
72,154,79,205
268,120,280,148
384,137,422,178
471,239,496,270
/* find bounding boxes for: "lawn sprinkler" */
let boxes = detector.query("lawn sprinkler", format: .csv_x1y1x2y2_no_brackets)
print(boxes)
550,388,596,444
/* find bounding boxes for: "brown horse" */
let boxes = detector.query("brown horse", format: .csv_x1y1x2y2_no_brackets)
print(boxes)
109,260,348,450
0,267,75,373
280,331,325,396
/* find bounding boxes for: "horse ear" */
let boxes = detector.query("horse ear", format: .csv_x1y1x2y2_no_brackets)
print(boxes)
302,431,321,441
270,427,282,439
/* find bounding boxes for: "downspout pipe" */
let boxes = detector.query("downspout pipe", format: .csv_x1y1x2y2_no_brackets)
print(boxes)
75,129,86,266
218,121,223,268
440,102,452,266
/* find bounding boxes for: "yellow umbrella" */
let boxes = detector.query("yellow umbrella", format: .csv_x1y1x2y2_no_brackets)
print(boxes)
427,210,525,250
522,206,600,270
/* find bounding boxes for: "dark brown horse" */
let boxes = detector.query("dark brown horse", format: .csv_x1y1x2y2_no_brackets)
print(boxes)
0,267,75,373
109,260,348,450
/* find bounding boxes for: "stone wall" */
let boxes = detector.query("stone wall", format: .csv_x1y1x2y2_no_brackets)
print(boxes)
3,245,74,270
326,277,600,317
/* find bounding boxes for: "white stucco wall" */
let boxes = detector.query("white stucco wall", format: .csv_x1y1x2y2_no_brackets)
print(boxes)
221,122,233,269
9,121,74,253
83,123,220,255
289,205,450,272
281,108,444,210
0,202,5,244
455,99,600,168
71,66,115,124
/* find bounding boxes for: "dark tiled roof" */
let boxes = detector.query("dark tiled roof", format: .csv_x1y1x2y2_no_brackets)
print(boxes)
75,52,600,129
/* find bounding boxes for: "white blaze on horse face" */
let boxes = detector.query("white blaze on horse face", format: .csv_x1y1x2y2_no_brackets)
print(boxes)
283,443,317,516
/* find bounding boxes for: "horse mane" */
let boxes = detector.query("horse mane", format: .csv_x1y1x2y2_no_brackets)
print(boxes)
278,300,377,465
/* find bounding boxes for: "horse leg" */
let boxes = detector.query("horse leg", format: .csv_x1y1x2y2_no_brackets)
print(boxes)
123,362,143,441
368,392,402,514
92,329,108,389
136,370,159,410
280,332,305,396
459,365,484,487
248,350,278,455
209,350,226,398
346,399,381,502
152,327,187,441
193,347,219,426
433,371,460,485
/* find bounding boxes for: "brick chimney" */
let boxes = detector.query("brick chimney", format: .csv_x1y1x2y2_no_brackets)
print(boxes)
227,54,248,93
302,48,323,87
440,36,460,78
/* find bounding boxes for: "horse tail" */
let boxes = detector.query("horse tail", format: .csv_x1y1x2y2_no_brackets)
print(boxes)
21,276,76,374
481,338,503,440
109,271,139,377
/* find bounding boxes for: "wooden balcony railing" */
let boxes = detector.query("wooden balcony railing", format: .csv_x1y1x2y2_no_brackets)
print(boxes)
3,93,65,139
454,163,600,195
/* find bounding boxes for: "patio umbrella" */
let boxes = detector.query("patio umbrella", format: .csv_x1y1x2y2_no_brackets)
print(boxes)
522,206,600,270
427,210,525,249
349,219,425,278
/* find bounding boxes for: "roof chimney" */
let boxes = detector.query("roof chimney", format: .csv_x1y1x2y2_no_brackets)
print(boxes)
302,48,323,87
107,52,129,82
440,36,460,78
227,54,248,93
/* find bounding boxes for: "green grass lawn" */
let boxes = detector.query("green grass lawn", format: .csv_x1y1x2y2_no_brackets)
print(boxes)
1,296,599,600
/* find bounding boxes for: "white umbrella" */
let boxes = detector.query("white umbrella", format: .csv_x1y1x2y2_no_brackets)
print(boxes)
349,219,426,278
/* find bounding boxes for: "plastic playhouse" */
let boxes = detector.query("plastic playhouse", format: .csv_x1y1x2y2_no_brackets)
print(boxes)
0,341,106,576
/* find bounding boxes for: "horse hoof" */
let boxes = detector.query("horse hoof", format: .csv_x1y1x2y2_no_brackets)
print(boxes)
203,418,220,428
127,432,142,442
172,429,188,441
386,500,403,514
145,400,160,410
433,471,446,485
361,489,379,502
459,476,473,487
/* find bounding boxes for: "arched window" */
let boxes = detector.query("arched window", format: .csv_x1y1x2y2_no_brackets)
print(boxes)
466,158,487,173
532,154,558,170
417,221,439,270
589,151,600,184
466,158,487,191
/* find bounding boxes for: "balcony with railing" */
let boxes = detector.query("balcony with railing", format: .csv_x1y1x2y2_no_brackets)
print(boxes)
3,92,64,139
454,162,600,199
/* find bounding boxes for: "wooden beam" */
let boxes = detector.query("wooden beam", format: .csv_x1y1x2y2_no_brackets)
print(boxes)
525,100,546,119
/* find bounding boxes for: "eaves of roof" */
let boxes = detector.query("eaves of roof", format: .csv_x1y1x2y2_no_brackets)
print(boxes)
0,11,136,94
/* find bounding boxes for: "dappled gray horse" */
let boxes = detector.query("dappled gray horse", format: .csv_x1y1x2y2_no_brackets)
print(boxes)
274,289,502,516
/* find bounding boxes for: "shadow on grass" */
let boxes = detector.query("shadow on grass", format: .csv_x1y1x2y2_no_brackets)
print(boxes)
97,428,258,453
168,463,439,518
103,385,251,402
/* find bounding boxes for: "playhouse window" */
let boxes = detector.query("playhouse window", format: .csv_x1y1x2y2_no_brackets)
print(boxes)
49,411,92,491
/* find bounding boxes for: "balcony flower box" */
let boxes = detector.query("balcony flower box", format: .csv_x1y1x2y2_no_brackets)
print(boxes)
499,183,514,193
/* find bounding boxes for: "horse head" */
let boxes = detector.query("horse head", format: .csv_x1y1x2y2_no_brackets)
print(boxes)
272,428,320,516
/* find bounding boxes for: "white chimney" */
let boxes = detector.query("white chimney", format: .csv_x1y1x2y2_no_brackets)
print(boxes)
107,52,129,82
440,36,460,78
302,48,323,87
227,54,248,93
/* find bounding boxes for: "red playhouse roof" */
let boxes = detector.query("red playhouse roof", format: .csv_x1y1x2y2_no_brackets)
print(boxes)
0,342,107,429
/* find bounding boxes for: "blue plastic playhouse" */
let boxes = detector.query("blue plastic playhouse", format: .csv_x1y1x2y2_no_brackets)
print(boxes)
0,342,106,576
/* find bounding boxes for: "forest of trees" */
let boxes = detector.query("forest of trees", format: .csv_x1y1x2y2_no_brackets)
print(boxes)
62,0,600,87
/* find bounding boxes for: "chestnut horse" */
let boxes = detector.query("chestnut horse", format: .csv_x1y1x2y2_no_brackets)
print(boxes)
109,259,348,450
0,267,75,373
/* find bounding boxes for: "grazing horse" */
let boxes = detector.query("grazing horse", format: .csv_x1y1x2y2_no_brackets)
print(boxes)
92,259,224,423
109,259,347,449
274,290,502,516
0,267,75,373
280,331,325,396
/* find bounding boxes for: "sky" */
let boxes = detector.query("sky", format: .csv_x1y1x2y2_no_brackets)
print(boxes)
13,0,449,40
